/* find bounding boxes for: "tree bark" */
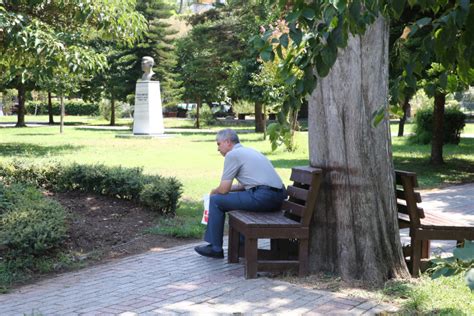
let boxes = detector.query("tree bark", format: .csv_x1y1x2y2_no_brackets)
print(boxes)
255,101,264,133
15,83,27,127
60,95,65,134
430,92,445,165
110,97,116,126
308,17,409,284
397,96,410,137
48,92,55,124
196,97,201,129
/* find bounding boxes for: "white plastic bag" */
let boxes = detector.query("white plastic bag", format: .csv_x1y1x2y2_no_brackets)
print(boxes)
201,194,210,225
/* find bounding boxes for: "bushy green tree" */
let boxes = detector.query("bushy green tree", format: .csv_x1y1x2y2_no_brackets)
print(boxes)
0,0,146,127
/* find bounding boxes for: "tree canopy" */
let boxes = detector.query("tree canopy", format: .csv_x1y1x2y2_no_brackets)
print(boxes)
0,0,146,126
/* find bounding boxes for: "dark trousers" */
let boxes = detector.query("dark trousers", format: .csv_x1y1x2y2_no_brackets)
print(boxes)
204,186,287,250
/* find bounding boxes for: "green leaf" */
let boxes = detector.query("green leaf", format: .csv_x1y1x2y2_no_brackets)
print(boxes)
260,50,274,62
431,267,451,279
459,0,469,11
330,0,347,13
287,11,301,23
390,0,406,18
290,29,303,46
284,74,296,85
321,46,338,69
371,105,386,127
315,55,330,77
466,269,474,291
416,17,432,28
279,33,289,48
276,45,284,60
296,79,305,94
302,8,316,20
453,244,474,261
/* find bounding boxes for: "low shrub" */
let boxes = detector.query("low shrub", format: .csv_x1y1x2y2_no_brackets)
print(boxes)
0,182,67,258
0,160,183,216
25,100,99,116
0,159,63,189
140,176,182,215
411,106,466,145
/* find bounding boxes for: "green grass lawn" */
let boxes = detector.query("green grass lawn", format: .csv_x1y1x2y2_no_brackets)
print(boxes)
1,116,473,238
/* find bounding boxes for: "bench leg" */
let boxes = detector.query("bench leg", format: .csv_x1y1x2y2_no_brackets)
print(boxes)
411,238,422,277
298,239,309,277
421,240,430,259
245,238,258,279
228,226,239,263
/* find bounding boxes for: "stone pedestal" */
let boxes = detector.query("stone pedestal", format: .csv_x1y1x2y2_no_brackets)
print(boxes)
133,81,164,135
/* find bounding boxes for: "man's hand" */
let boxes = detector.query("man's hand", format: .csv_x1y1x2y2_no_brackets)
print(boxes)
210,180,233,195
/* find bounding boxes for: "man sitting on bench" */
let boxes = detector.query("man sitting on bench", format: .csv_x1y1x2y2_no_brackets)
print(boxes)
194,129,287,259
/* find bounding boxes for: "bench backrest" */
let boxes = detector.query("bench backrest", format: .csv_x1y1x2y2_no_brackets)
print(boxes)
281,166,322,226
395,170,425,227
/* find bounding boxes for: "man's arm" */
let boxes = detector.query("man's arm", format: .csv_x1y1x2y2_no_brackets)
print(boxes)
210,180,233,195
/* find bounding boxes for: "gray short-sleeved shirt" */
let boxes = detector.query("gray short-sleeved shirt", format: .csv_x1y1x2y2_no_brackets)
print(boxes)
221,144,283,190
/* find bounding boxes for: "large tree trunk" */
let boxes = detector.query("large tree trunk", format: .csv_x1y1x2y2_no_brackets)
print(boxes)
397,96,410,137
430,92,445,165
308,17,408,284
48,92,55,124
255,101,264,133
15,83,27,127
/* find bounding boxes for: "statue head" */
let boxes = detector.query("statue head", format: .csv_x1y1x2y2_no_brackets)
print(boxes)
141,56,155,80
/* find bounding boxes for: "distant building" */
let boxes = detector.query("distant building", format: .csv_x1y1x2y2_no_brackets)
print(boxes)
177,0,225,14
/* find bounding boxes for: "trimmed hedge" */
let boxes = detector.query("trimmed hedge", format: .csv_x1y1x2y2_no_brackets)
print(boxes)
25,100,99,116
411,106,466,145
0,160,182,216
0,182,67,258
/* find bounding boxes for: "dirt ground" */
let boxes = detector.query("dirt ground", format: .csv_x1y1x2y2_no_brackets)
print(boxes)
51,191,197,263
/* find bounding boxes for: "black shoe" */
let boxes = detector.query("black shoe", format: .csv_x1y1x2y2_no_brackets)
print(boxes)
194,244,224,259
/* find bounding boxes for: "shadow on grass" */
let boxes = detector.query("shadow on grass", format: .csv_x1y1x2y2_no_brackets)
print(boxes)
270,159,310,169
73,127,131,132
15,133,57,136
391,137,474,187
0,143,82,157
146,199,205,239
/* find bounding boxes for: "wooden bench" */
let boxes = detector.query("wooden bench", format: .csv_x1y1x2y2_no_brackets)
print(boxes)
227,166,322,279
395,170,474,276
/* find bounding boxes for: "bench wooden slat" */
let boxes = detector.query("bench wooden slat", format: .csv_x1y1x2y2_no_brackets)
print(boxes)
395,170,418,187
281,200,305,218
287,185,309,201
396,189,421,202
229,211,301,228
290,168,316,185
397,203,425,218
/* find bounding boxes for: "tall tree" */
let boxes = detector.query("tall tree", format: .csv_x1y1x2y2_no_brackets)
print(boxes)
391,1,474,164
133,0,181,107
0,0,146,127
176,23,223,128
259,1,474,283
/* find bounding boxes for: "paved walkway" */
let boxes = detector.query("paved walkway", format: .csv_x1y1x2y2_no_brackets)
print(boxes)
0,184,473,315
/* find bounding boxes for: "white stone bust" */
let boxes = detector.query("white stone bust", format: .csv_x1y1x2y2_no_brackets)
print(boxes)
141,56,155,81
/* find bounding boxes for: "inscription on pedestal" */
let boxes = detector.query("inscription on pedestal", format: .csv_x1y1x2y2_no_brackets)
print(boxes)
133,81,164,135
